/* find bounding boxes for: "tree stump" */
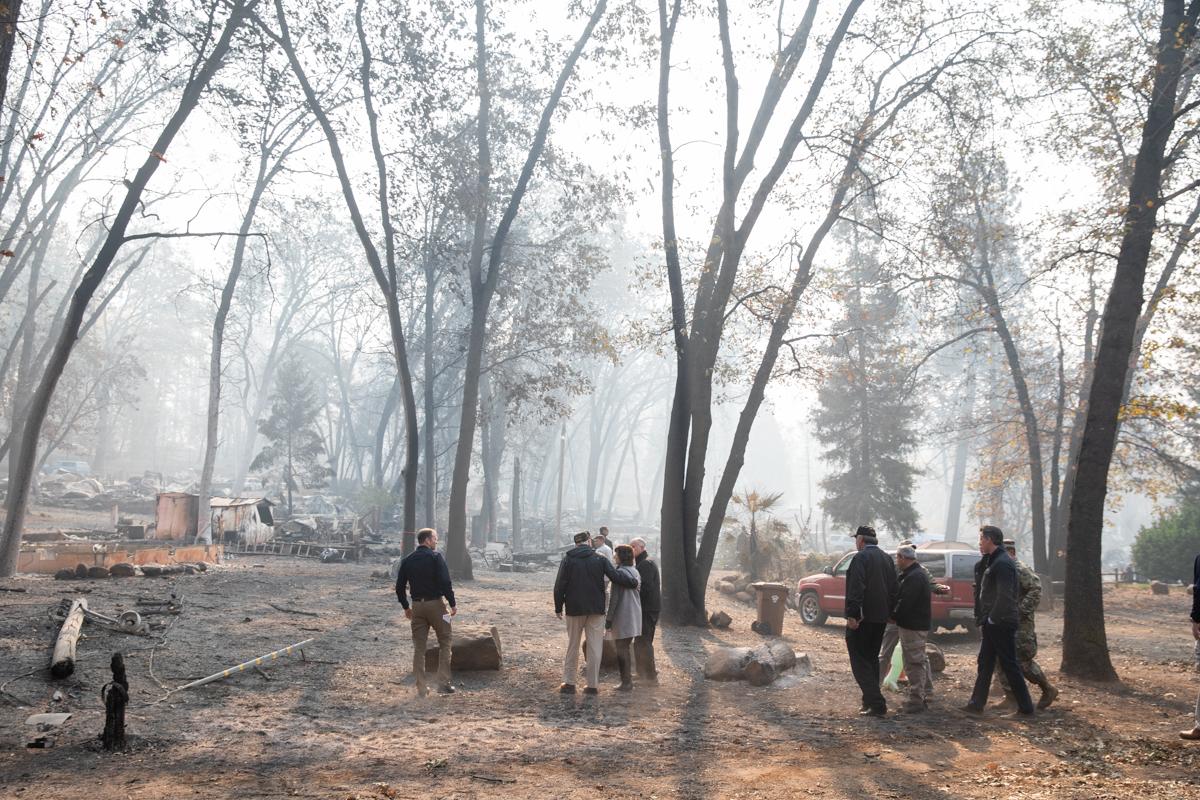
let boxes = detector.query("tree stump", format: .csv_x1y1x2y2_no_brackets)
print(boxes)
1150,580,1169,596
100,652,128,751
426,626,503,672
580,636,618,668
51,598,88,679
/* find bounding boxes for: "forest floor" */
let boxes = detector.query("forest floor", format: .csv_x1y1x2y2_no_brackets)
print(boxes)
0,520,1198,798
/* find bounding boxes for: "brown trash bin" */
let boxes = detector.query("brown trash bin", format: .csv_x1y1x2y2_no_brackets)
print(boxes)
751,582,789,636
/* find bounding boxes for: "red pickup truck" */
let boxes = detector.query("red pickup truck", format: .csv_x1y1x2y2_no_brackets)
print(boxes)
795,542,981,631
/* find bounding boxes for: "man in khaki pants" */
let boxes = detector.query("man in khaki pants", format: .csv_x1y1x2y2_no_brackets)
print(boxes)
554,531,638,695
396,528,457,695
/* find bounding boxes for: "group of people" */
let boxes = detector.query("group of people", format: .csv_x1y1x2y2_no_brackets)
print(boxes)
393,525,661,696
844,523,1058,717
393,521,1198,735
552,527,661,694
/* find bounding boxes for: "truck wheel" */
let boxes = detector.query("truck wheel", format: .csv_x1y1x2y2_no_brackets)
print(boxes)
799,592,827,626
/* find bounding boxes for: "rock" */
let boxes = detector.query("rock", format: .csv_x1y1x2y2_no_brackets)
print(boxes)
1150,580,1169,595
53,569,75,581
709,610,733,629
925,642,946,673
109,562,136,578
87,566,110,579
735,591,754,604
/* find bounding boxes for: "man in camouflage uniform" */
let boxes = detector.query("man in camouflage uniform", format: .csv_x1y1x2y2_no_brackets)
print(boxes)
995,539,1059,710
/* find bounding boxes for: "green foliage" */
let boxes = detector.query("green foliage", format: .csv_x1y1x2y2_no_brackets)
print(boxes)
1132,499,1200,582
814,223,920,539
250,353,330,510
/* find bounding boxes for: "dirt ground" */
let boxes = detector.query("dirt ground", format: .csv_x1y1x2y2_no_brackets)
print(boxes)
0,533,1198,799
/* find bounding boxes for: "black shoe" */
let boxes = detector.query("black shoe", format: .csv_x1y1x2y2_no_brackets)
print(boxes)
582,687,598,696
558,683,576,694
961,703,984,715
1001,709,1036,719
859,706,886,717
437,685,456,695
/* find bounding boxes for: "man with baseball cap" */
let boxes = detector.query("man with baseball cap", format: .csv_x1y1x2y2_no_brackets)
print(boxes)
844,525,899,716
892,544,933,712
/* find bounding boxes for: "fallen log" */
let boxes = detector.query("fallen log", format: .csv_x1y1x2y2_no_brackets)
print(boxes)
51,598,88,679
703,641,810,686
428,626,503,671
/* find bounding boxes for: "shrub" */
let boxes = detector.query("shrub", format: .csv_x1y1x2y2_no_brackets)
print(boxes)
1132,500,1200,582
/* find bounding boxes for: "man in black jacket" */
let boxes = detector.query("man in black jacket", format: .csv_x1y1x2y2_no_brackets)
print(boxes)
395,528,457,696
554,531,639,695
1182,551,1200,740
964,525,1035,716
845,525,899,716
892,545,933,713
630,537,661,683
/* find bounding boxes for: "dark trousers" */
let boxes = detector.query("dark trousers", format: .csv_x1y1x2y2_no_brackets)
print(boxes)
615,637,634,685
846,621,887,711
634,615,658,679
970,622,1035,713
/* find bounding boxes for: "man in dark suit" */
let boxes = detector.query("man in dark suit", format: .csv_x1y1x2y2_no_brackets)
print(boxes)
630,537,661,683
844,525,898,716
964,524,1035,716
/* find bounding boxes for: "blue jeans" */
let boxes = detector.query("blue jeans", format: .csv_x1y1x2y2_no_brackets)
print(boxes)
970,621,1035,713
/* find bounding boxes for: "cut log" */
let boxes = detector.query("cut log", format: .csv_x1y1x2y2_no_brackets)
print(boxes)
109,563,136,578
54,569,75,581
426,626,503,672
50,598,88,679
734,591,754,604
704,641,809,686
716,581,736,595
87,566,110,579
1150,580,1169,596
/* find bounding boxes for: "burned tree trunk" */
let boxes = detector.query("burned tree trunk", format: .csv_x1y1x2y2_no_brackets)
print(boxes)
101,652,128,751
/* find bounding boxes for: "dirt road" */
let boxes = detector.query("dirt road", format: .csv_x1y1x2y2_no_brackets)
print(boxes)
0,557,1197,799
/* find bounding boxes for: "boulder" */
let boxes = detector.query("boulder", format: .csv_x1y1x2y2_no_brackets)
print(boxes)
1151,580,1170,596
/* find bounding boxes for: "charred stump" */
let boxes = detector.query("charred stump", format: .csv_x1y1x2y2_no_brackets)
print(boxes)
100,652,128,750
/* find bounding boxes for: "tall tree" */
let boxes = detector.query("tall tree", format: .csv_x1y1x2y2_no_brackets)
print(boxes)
814,224,920,538
1062,0,1200,681
444,0,608,578
250,353,329,515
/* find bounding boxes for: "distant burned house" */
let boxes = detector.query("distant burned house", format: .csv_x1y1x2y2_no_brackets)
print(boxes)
154,492,201,541
210,497,275,545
